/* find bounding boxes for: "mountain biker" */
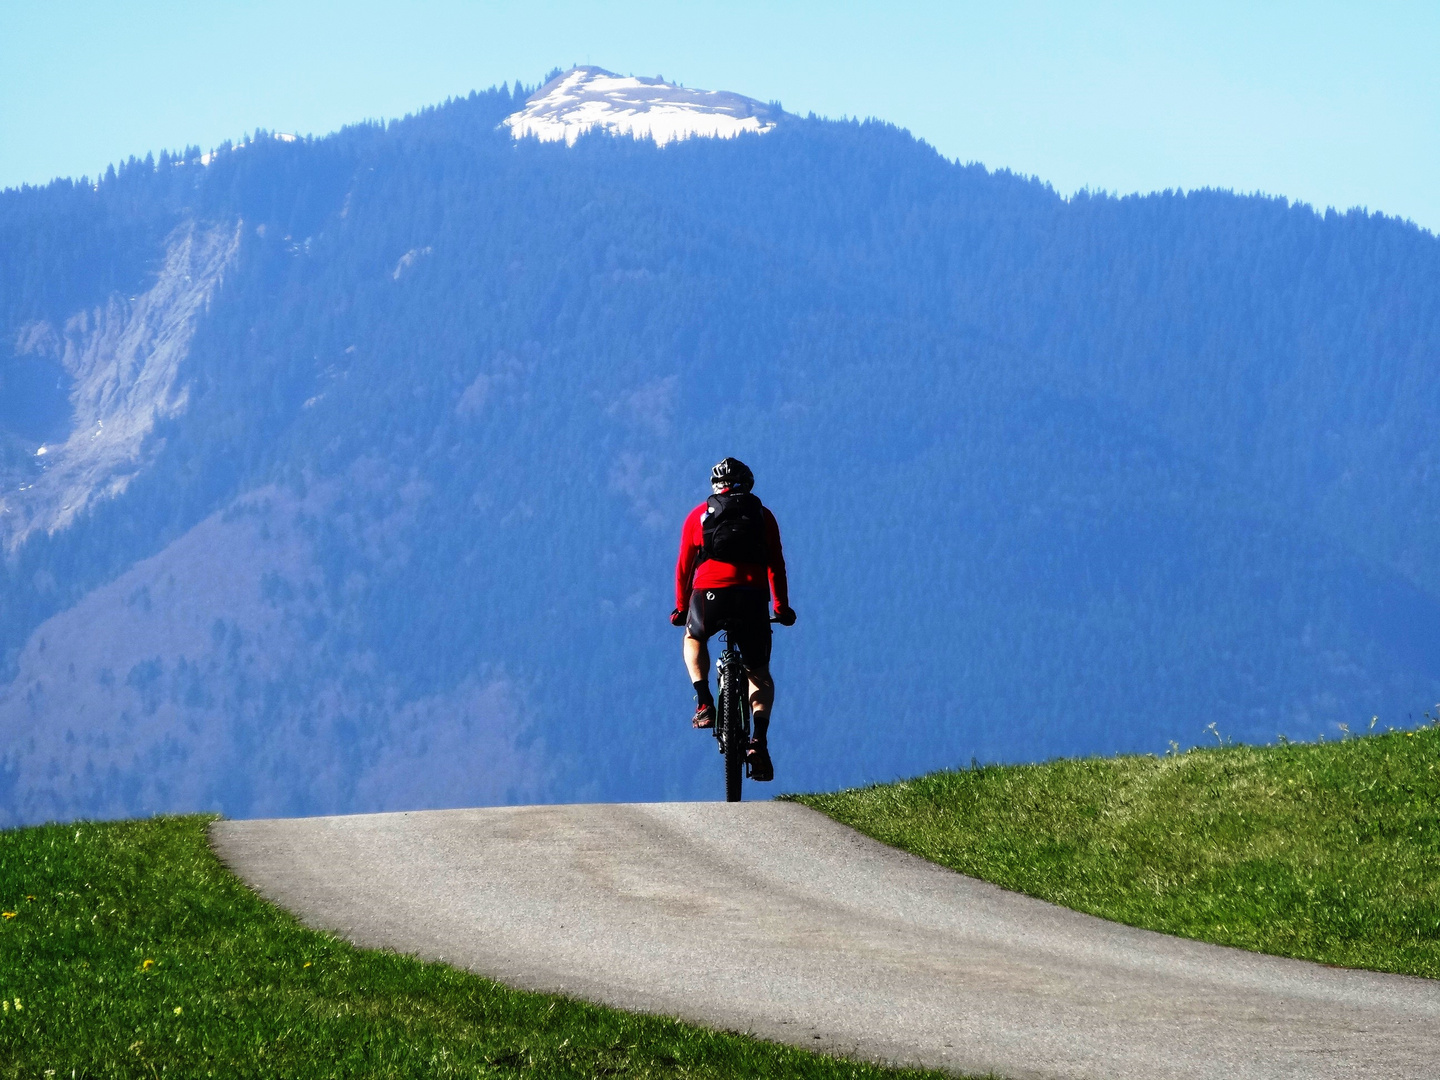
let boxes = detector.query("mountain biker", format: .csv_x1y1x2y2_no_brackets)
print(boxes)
671,457,795,782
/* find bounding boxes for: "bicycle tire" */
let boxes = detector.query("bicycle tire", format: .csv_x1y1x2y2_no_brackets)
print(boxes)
719,655,745,802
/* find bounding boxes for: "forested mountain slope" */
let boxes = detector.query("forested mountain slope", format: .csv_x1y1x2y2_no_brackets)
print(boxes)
2,78,1438,825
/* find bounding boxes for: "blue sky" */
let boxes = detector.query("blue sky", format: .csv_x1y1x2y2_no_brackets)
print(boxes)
3,1,1437,230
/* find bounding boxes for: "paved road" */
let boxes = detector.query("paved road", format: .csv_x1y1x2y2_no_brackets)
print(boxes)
211,802,1440,1080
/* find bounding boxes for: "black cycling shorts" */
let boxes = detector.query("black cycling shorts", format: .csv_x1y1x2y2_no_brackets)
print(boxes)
685,586,772,672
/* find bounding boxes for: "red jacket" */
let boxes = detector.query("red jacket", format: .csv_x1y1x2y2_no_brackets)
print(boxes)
675,500,789,613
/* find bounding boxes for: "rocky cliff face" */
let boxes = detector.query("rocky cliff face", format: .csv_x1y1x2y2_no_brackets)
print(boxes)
3,221,239,549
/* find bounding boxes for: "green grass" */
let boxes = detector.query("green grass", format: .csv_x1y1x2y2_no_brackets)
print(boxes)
0,815,952,1079
796,725,1440,979
10,729,1437,1075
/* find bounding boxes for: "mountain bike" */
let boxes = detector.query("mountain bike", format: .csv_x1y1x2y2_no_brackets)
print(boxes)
713,616,780,802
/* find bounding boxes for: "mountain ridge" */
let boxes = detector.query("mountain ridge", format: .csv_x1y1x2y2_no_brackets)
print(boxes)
1,80,1438,824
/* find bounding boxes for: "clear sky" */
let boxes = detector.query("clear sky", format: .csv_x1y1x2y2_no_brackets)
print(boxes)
3,1,1437,231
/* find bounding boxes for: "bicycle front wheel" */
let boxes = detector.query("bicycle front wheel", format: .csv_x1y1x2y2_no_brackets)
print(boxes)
719,665,745,802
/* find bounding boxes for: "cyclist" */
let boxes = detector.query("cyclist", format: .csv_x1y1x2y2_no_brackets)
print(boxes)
670,457,795,782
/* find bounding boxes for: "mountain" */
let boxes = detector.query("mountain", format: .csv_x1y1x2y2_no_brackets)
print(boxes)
2,72,1439,826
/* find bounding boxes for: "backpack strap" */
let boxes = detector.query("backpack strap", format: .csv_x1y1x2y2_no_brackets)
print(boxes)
695,494,721,566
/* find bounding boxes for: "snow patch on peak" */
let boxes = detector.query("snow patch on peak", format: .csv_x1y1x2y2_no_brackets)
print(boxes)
504,67,780,147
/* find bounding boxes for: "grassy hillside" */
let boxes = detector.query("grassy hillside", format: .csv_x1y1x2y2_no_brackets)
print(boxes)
797,725,1440,979
6,729,1437,1074
0,815,949,1079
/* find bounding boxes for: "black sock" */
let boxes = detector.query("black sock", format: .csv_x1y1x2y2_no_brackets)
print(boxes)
752,711,769,745
693,680,714,708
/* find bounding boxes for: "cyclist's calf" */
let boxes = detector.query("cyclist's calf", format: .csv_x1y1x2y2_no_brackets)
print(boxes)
748,666,774,719
683,632,709,685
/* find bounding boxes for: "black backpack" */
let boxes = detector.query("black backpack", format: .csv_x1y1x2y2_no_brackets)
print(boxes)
701,492,770,565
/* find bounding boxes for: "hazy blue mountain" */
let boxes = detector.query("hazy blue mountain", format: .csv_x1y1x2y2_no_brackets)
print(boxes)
2,74,1438,825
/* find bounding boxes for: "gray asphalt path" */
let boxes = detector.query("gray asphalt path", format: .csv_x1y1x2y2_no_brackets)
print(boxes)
211,802,1440,1080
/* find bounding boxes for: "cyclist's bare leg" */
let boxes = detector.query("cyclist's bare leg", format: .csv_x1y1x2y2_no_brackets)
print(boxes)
748,667,774,730
684,633,709,684
746,666,776,778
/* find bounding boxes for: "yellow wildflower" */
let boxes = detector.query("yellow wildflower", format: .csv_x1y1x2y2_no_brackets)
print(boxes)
141,959,154,970
173,1006,182,1015
1,912,15,919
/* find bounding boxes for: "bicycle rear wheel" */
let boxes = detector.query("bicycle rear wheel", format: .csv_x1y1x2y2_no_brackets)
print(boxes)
719,656,745,802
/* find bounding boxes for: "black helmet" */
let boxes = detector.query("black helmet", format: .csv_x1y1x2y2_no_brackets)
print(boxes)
711,457,754,494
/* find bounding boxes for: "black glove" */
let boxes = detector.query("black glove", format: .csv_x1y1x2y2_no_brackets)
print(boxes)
669,607,686,627
774,605,797,626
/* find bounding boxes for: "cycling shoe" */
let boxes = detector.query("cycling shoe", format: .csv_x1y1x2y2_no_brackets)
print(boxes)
746,739,774,782
692,703,715,729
